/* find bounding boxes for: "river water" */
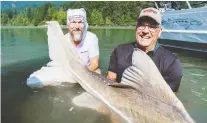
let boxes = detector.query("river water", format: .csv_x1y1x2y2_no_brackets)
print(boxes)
1,27,207,123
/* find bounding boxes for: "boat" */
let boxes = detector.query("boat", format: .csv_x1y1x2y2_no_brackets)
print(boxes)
155,1,207,52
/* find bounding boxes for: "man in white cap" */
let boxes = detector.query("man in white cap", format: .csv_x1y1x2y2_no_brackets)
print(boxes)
27,8,100,88
107,7,183,92
65,8,99,72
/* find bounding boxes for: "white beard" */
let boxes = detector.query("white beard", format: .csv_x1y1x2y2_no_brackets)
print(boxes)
73,33,82,42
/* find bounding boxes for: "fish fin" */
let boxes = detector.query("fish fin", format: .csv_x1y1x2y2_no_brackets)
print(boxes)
46,21,85,83
108,83,137,90
46,21,65,64
47,21,83,68
121,48,179,104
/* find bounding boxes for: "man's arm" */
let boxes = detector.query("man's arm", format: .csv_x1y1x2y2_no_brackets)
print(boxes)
87,34,99,72
106,71,117,81
163,59,183,92
106,48,118,82
87,55,99,72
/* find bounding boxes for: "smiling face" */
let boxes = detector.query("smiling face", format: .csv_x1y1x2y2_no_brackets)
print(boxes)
136,17,162,52
67,19,85,42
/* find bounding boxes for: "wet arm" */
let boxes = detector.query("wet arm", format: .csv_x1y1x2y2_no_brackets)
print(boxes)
87,55,99,72
106,48,118,82
163,59,183,92
106,71,117,81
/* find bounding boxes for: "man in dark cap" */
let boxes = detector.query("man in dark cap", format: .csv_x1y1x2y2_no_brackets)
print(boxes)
107,7,183,92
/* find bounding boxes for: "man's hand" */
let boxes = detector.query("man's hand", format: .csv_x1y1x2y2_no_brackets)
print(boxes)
106,71,117,81
87,56,99,72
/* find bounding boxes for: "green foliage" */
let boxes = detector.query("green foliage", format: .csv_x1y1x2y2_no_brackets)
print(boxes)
118,14,134,26
35,3,57,26
1,1,155,26
10,14,30,26
105,17,113,25
90,9,104,25
1,13,9,26
59,2,73,11
51,11,67,25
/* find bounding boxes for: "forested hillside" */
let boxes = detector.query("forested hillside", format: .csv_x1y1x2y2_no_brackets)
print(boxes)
1,1,154,26
1,1,206,26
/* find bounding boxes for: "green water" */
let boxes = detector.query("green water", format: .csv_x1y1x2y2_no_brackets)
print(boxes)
1,27,207,123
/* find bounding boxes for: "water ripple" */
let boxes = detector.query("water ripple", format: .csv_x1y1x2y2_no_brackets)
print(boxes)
191,73,205,77
192,89,203,97
190,80,197,83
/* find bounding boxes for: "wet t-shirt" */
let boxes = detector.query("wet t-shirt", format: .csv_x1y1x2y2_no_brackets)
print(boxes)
65,31,99,66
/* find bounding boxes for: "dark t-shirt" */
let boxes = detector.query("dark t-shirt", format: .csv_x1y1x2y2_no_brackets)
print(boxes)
108,42,183,92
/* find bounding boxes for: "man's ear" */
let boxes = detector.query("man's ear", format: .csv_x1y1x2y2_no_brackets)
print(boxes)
66,24,70,28
158,27,162,37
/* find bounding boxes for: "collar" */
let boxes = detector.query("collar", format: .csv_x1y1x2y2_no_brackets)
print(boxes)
133,41,160,57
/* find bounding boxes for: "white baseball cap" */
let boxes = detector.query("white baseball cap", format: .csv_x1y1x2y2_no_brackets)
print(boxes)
67,8,87,24
138,7,161,24
66,8,88,42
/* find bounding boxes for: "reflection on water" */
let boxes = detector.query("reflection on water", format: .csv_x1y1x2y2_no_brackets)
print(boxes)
1,28,207,123
1,28,47,46
1,28,49,67
166,48,207,123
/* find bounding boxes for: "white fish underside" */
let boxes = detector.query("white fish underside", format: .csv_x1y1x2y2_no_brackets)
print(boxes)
46,21,195,123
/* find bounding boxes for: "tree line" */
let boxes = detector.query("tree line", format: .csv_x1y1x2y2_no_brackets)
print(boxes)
1,1,154,26
2,1,204,26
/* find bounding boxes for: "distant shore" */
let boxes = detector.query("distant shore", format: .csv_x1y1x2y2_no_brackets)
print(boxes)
1,25,135,29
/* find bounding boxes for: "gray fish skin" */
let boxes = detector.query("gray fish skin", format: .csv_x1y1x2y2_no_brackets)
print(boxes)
47,21,195,123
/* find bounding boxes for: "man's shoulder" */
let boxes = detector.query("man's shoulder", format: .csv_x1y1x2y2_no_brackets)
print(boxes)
112,42,136,56
116,42,136,50
84,31,98,45
158,46,179,61
86,31,97,38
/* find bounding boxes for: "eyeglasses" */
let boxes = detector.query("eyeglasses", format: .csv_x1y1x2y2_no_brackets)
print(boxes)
137,24,159,32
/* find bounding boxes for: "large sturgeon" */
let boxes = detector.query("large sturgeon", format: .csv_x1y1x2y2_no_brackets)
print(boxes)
46,21,195,123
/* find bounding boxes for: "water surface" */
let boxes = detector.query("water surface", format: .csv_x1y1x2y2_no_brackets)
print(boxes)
1,27,207,123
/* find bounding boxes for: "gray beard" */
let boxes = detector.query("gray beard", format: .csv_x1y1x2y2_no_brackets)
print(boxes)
73,34,82,42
